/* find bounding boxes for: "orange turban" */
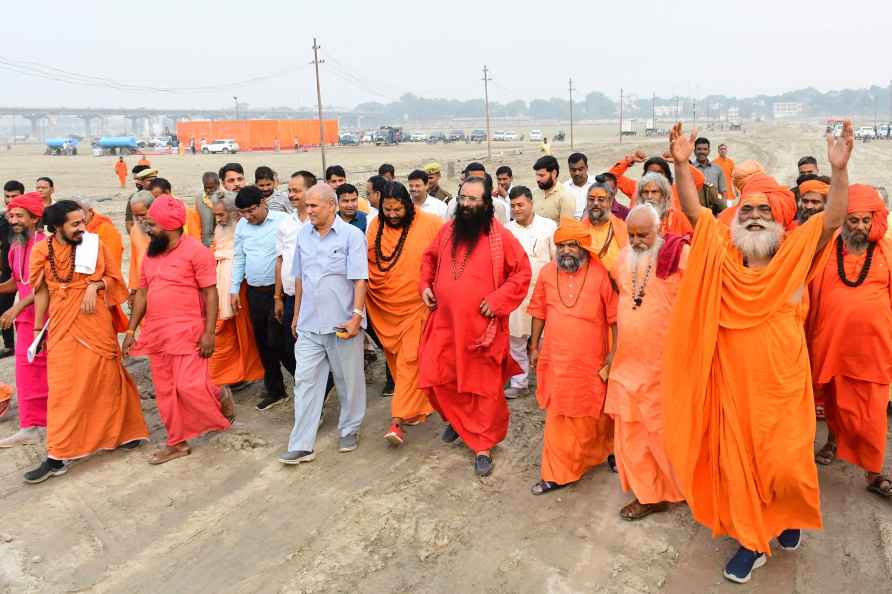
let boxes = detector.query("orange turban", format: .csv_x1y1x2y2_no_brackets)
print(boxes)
554,218,598,258
739,173,797,228
147,194,186,231
798,179,829,197
731,160,764,192
7,191,45,218
847,184,888,241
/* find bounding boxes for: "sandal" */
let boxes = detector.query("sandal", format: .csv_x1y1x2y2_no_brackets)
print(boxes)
866,475,892,498
620,499,669,521
531,480,565,496
220,388,236,423
0,398,10,419
815,441,837,466
148,445,191,465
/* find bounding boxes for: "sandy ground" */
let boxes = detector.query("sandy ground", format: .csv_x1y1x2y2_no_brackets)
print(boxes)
0,122,891,594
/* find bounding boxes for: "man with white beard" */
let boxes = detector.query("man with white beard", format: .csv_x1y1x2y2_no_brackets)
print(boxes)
662,121,851,584
605,204,688,521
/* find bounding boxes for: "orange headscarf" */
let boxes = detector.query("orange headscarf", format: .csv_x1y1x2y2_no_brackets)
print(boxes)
554,218,599,259
719,173,797,230
798,179,830,197
731,160,764,193
847,184,888,241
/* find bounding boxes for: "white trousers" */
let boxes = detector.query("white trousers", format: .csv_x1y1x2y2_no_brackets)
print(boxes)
509,335,530,389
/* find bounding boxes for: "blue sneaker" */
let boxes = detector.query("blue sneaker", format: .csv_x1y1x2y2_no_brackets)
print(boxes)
777,529,801,551
723,546,767,584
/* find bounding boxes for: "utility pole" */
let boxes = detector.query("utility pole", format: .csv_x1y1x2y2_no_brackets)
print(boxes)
233,96,239,120
675,96,680,121
692,98,697,130
619,87,623,144
312,37,327,172
482,65,492,162
706,100,710,129
651,92,656,131
568,77,575,150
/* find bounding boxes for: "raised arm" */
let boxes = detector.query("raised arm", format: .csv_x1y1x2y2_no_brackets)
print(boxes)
819,119,854,249
669,122,702,227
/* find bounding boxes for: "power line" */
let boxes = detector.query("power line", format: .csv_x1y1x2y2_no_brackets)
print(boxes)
482,65,492,161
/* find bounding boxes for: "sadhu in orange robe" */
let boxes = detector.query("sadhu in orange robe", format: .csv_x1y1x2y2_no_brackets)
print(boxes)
418,220,531,453
605,241,687,504
528,222,616,484
366,211,443,422
86,212,124,275
663,206,830,554
808,185,892,474
582,212,628,277
30,236,148,460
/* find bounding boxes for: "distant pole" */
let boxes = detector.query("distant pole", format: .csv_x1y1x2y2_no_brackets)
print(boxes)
619,87,623,144
312,37,327,172
706,100,710,128
11,115,15,144
568,77,575,150
482,65,492,162
675,96,679,121
692,98,697,130
233,96,239,120
651,92,655,129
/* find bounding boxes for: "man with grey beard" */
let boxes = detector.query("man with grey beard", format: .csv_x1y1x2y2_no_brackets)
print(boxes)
582,181,628,275
664,120,852,584
605,204,688,521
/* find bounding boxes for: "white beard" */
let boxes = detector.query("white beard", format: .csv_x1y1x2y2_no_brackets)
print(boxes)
628,235,665,271
730,217,784,261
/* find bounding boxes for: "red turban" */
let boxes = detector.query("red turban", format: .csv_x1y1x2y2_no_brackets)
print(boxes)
554,218,599,259
7,191,45,218
847,184,888,242
739,173,797,228
147,194,186,231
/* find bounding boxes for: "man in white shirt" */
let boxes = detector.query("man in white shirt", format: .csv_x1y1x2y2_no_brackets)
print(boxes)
275,171,314,331
407,169,448,219
564,152,595,220
504,186,556,398
492,165,513,219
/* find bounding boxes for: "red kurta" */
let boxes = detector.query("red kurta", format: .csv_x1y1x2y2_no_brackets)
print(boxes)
133,236,230,445
418,220,531,451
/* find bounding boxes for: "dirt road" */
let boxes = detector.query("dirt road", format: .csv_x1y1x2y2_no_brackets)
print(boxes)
0,123,890,593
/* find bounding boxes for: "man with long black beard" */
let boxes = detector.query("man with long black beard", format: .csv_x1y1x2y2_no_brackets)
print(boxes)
365,181,443,446
418,177,531,476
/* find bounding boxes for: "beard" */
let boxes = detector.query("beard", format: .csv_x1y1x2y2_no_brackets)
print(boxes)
147,232,171,256
557,252,586,272
384,215,406,228
587,207,608,225
731,218,784,261
536,177,555,191
628,235,665,271
62,231,83,246
452,202,494,253
643,198,669,220
796,206,822,223
841,225,869,251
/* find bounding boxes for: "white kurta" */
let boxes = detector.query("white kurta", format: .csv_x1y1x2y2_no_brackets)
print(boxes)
506,215,557,337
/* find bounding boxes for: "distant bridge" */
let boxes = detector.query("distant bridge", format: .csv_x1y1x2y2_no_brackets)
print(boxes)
0,106,379,138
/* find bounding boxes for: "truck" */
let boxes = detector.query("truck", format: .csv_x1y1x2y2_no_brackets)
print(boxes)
45,137,79,156
621,119,637,136
374,126,403,146
644,119,659,136
94,136,139,155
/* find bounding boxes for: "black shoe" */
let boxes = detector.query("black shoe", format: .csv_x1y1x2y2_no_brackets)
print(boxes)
475,454,493,477
777,529,801,551
0,347,13,359
118,439,144,450
381,382,395,398
723,546,766,584
24,458,68,484
607,453,618,473
256,395,286,411
442,424,459,443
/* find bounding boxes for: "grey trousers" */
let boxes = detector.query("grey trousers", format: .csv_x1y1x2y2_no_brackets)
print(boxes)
287,330,366,452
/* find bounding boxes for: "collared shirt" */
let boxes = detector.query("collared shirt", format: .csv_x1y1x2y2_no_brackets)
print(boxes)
276,210,308,296
266,190,293,214
506,215,557,337
564,174,596,220
692,159,727,196
292,215,368,333
534,183,577,224
417,195,448,219
342,210,368,233
230,209,287,293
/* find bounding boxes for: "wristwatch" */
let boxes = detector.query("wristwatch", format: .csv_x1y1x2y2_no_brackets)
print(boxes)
352,308,364,319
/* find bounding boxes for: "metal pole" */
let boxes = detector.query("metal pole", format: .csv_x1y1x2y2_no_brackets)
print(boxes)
619,88,623,144
312,38,327,172
568,77,575,150
651,92,655,131
692,98,697,130
482,65,492,162
233,96,239,120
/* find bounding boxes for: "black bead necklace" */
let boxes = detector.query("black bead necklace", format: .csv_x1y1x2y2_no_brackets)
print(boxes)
47,236,76,284
374,222,410,272
836,235,874,288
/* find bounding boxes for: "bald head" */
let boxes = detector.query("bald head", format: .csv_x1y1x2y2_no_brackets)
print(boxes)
307,182,337,206
626,204,661,253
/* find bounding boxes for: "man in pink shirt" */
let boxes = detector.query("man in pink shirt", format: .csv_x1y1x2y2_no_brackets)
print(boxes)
123,194,231,465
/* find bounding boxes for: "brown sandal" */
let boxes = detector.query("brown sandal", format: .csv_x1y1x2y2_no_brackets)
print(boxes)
220,387,236,423
867,475,892,498
620,499,669,521
148,445,191,465
815,441,837,465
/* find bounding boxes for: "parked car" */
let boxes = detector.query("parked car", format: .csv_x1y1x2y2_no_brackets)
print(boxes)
470,129,487,142
447,129,466,142
856,126,877,140
528,129,543,141
501,130,520,141
408,132,427,142
427,131,447,143
202,139,239,154
339,132,359,145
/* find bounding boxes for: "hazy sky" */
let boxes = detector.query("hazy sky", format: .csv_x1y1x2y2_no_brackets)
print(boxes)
4,0,890,110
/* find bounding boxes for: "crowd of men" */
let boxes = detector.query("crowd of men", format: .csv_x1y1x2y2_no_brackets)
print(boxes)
0,120,889,584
